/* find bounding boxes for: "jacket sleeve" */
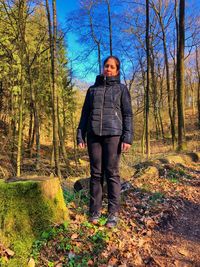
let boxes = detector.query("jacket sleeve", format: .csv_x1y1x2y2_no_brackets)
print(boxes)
77,88,91,144
121,85,133,145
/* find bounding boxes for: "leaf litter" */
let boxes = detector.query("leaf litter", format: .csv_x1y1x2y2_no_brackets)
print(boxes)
23,158,200,266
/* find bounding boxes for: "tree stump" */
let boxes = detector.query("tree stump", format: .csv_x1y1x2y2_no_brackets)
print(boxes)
0,176,68,267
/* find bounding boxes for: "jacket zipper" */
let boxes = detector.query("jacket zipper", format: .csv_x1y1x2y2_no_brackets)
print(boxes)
100,76,106,135
115,110,122,124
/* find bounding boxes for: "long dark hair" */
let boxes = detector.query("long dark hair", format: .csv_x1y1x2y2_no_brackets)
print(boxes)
103,56,120,71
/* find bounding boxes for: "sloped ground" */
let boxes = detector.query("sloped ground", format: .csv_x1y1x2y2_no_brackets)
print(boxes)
0,110,199,266
150,199,200,267
121,153,200,267
0,133,199,265
147,163,200,267
19,153,199,267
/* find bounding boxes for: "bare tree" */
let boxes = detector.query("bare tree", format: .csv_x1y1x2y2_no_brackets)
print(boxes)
176,0,186,151
195,46,200,129
87,2,102,74
105,0,113,55
16,0,26,177
151,1,176,148
66,0,104,75
46,0,61,177
145,0,150,157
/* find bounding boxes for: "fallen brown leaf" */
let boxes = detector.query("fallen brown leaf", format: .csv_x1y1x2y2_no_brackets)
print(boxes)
5,248,14,257
87,259,94,266
71,233,78,240
178,247,189,257
108,256,118,266
134,252,143,266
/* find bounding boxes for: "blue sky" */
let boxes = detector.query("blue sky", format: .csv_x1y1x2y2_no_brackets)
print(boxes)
56,2,79,62
56,0,200,85
56,0,95,84
56,0,78,22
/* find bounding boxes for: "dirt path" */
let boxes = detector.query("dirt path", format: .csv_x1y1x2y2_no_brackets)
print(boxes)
147,163,200,267
150,200,200,266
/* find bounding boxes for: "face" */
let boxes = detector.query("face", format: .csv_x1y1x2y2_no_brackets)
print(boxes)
103,58,119,77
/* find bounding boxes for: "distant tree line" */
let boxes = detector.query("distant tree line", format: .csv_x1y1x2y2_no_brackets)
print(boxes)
0,0,76,177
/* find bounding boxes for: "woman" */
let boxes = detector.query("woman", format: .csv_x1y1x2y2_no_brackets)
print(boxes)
77,56,133,228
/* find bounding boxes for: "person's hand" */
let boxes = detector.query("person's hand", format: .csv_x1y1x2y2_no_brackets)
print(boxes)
78,142,86,149
121,142,131,152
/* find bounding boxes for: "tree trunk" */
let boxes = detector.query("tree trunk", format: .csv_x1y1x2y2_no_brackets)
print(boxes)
27,105,34,152
196,47,200,129
158,108,165,139
172,59,177,143
27,65,40,169
152,4,176,147
17,0,26,177
62,90,67,141
158,64,165,139
10,81,17,162
106,0,113,56
57,99,69,167
30,122,36,158
52,0,61,176
141,112,146,156
34,103,40,170
138,51,147,156
149,47,160,139
70,110,78,168
198,80,200,129
176,0,186,151
145,0,150,158
97,42,101,75
11,117,16,163
162,25,176,148
46,0,61,177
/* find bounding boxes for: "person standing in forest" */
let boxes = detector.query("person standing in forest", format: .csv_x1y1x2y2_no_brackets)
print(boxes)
77,56,133,228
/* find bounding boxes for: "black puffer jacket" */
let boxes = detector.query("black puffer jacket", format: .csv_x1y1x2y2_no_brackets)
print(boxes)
77,74,133,144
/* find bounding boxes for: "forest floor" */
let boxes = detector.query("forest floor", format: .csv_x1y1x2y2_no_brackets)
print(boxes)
31,152,200,267
0,109,200,267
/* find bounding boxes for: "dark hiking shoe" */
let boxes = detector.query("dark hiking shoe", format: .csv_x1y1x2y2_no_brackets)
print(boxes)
106,213,119,228
88,211,101,225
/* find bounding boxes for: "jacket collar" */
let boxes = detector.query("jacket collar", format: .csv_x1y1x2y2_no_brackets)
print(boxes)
94,74,120,86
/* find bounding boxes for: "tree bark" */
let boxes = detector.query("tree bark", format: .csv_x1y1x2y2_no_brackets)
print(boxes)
70,110,78,168
152,2,176,147
17,0,26,177
46,0,61,177
149,46,160,139
106,0,113,56
176,0,186,151
195,47,200,129
27,104,34,152
145,0,150,158
52,0,61,177
57,98,69,167
27,65,40,169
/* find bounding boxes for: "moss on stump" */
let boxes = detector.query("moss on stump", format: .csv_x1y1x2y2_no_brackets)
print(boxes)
0,177,68,267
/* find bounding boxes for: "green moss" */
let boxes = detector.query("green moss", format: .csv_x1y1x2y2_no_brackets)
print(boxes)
0,179,68,266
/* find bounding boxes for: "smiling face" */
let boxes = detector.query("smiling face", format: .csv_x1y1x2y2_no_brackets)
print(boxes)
103,58,119,77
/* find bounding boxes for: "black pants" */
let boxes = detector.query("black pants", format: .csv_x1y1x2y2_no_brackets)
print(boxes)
87,134,121,214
